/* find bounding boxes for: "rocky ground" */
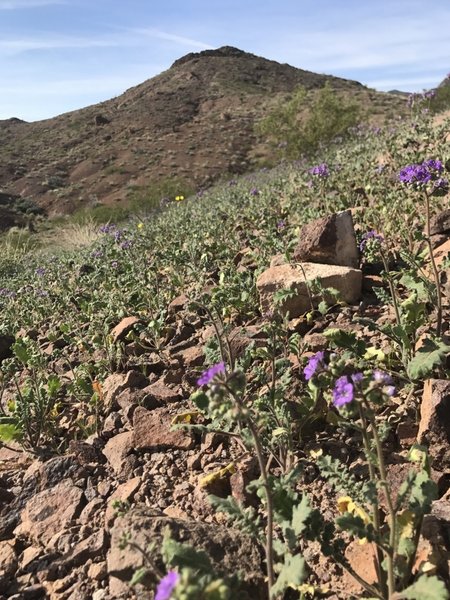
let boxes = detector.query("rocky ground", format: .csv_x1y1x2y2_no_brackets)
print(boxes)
0,208,449,600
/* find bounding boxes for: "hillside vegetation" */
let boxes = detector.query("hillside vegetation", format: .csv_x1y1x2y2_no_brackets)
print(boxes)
0,89,449,600
0,46,407,219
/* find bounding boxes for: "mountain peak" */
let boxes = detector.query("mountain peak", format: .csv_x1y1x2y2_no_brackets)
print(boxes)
171,46,252,68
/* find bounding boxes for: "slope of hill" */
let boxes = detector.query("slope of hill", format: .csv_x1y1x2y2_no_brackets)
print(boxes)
0,46,406,217
0,94,449,599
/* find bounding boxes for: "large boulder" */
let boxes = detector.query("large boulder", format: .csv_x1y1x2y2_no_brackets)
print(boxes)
256,263,362,317
418,379,450,467
293,210,359,268
107,507,265,596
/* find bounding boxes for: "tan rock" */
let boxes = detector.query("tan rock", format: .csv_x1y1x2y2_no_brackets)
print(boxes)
110,316,140,342
0,539,17,581
342,541,378,595
173,344,204,368
270,254,287,268
105,477,141,529
133,406,195,450
144,380,183,404
256,262,362,318
418,379,450,465
102,370,148,409
88,561,107,581
107,507,265,594
430,208,450,236
18,480,83,545
102,431,135,476
433,239,450,269
168,294,189,314
293,210,359,268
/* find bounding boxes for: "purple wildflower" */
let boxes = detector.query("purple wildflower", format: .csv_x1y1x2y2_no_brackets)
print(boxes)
423,159,443,172
111,261,118,269
351,372,364,384
359,230,384,252
333,376,354,407
250,188,259,196
304,351,326,381
99,224,116,234
309,163,329,178
372,370,393,385
432,177,449,193
277,219,286,230
399,159,444,188
197,362,226,386
35,267,46,276
155,570,180,600
120,240,132,250
91,250,103,259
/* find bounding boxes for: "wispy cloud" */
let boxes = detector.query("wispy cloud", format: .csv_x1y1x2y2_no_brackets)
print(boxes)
0,0,64,9
133,28,213,50
0,36,119,53
0,28,213,56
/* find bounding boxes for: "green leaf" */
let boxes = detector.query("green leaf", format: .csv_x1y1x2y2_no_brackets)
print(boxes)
336,514,375,542
162,535,212,573
47,374,62,397
407,338,450,380
323,328,366,355
270,553,307,598
395,575,449,600
190,390,209,412
0,423,21,442
12,338,31,365
130,566,148,586
291,495,313,537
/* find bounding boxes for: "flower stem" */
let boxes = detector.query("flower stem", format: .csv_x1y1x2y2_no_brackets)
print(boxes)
225,384,275,597
368,411,397,598
424,191,442,336
357,404,388,598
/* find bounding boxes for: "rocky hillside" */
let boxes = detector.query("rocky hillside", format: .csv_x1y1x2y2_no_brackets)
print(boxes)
0,46,406,217
0,108,449,599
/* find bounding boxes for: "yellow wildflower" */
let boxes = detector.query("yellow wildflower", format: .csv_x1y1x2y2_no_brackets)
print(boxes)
137,222,144,229
337,495,371,545
337,495,370,523
175,195,184,202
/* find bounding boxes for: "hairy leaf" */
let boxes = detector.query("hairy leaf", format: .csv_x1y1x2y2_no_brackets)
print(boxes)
394,575,450,600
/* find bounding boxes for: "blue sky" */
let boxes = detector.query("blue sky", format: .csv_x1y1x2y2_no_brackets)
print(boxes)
1,0,449,121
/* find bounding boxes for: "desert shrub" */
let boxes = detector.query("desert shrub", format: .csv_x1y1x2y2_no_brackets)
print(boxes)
256,82,362,158
431,79,450,113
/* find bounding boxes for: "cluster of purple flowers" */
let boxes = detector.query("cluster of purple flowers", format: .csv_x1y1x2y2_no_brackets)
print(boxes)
250,188,259,196
333,375,357,407
0,287,16,298
308,163,329,178
398,159,447,189
303,353,395,409
332,370,395,408
407,90,436,107
99,223,116,234
197,361,226,386
303,351,326,380
277,219,286,230
35,267,46,276
155,570,179,600
359,230,384,253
